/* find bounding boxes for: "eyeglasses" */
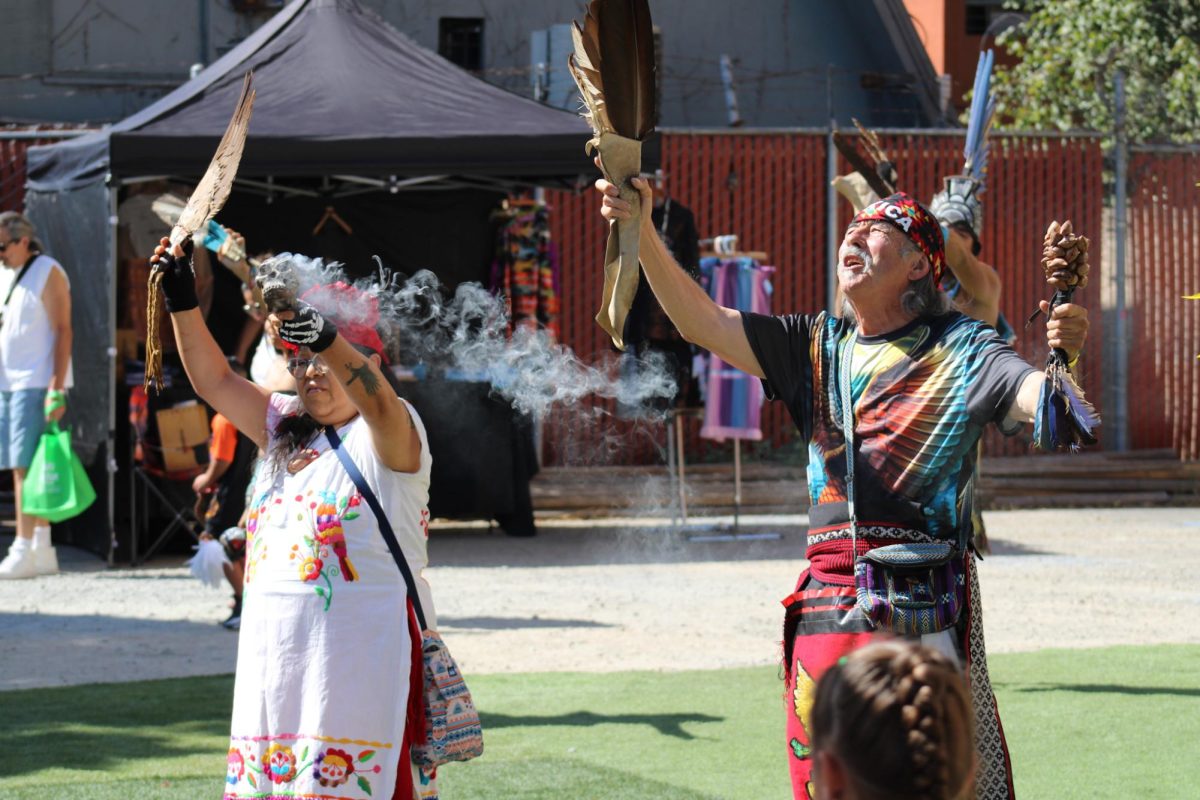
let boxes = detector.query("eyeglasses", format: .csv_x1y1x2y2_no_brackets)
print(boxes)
286,356,330,377
0,241,10,252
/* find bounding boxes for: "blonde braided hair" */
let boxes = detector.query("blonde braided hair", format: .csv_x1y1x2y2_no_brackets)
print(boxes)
810,640,975,800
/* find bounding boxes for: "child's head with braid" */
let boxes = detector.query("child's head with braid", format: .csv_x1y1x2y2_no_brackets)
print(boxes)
809,641,975,800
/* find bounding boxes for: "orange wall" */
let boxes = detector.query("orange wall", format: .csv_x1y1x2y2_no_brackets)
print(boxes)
903,0,1014,115
903,0,948,73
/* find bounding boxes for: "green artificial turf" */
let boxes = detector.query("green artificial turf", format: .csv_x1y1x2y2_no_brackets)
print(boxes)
0,645,1197,799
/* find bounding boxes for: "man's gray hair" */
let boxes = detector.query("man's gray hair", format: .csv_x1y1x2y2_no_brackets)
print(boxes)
0,211,40,252
901,270,954,317
894,235,952,316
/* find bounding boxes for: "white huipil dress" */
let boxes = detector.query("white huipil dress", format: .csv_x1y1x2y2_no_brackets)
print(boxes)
223,393,438,800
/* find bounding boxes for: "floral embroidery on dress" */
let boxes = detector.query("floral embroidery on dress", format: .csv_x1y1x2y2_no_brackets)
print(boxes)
243,492,271,584
226,748,244,785
286,489,363,611
265,742,299,783
225,738,386,798
314,746,382,793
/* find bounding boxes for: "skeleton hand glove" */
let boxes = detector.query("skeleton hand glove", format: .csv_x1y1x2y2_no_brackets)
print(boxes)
277,301,337,353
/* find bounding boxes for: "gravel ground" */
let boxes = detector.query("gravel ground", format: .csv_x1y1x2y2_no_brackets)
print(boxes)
1,507,1198,691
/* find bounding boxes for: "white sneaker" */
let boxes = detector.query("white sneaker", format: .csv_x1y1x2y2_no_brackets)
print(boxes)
34,546,59,575
0,544,37,580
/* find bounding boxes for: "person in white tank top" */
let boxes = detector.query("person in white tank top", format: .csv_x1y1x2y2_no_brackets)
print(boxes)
0,212,73,580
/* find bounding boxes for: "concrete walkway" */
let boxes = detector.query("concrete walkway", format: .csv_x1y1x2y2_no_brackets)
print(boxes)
1,507,1198,690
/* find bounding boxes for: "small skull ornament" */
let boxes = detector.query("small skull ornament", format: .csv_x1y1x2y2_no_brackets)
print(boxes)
254,255,302,313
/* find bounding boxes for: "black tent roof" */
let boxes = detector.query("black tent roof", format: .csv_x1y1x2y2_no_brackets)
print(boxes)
29,0,613,187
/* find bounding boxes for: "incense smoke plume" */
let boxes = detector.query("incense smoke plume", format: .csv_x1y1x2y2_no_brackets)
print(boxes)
263,253,677,425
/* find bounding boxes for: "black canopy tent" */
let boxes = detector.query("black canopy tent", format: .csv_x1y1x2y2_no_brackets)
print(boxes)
25,0,656,559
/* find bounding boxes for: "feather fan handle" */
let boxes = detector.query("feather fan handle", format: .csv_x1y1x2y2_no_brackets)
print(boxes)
963,49,995,187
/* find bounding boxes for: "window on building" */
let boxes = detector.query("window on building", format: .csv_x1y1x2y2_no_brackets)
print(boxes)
438,18,484,71
965,6,989,35
965,0,1021,38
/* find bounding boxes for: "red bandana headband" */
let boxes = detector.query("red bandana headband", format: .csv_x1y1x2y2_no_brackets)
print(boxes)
300,281,388,363
851,192,946,285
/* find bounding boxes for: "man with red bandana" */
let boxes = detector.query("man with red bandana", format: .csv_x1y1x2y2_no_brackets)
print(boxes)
597,181,1089,799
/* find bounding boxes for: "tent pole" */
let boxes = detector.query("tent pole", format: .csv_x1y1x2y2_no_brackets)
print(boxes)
106,182,118,567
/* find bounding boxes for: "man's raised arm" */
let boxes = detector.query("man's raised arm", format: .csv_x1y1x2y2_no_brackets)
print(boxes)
596,173,765,378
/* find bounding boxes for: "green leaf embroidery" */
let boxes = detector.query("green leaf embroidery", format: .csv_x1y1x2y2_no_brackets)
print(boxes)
358,774,374,795
314,587,327,597
343,511,360,521
338,495,349,510
790,737,811,760
300,746,309,761
247,771,257,788
358,749,375,763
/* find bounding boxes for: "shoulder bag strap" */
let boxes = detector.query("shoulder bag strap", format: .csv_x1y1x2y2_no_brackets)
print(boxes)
839,337,857,555
325,424,428,631
2,256,38,310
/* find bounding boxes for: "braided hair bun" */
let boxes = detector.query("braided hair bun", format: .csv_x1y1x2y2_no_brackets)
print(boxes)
810,641,975,800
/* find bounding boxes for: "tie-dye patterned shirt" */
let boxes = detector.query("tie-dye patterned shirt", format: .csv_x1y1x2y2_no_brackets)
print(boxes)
742,310,1035,540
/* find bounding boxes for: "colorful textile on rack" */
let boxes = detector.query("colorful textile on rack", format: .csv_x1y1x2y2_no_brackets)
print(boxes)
699,257,773,440
489,205,561,340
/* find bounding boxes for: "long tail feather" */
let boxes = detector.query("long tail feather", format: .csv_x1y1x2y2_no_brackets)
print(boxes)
171,72,255,245
584,0,656,140
963,50,995,188
1058,369,1100,445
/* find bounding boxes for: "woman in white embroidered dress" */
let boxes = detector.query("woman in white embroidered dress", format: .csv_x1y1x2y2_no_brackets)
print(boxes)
152,239,437,800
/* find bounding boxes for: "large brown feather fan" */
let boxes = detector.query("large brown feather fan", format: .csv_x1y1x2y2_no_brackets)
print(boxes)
568,0,657,349
145,72,255,392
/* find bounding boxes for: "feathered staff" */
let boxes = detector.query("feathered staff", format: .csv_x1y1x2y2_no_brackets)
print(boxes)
1032,219,1100,450
145,72,256,391
831,118,897,212
963,49,996,189
568,0,657,349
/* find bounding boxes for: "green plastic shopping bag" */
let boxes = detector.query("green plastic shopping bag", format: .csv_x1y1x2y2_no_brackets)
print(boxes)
22,422,96,522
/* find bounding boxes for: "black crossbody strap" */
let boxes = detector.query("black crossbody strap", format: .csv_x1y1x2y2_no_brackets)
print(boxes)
2,256,37,309
325,425,427,631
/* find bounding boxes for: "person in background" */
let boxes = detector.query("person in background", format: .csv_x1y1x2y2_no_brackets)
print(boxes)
0,212,72,580
931,196,1015,557
623,169,702,409
809,640,976,800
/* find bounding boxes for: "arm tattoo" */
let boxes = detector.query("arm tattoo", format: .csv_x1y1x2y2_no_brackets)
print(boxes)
345,361,381,396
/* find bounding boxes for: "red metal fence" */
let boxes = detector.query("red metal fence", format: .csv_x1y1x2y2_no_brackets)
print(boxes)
4,129,1196,462
1128,149,1200,458
547,131,1111,463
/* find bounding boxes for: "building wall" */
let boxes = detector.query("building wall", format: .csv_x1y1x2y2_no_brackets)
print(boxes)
0,0,272,123
903,0,1020,116
1,0,937,129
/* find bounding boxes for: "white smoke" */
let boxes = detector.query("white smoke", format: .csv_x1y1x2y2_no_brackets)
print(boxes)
265,253,677,422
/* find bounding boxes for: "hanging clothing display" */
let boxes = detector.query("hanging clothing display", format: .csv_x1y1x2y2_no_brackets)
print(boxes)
698,256,774,440
489,203,561,341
